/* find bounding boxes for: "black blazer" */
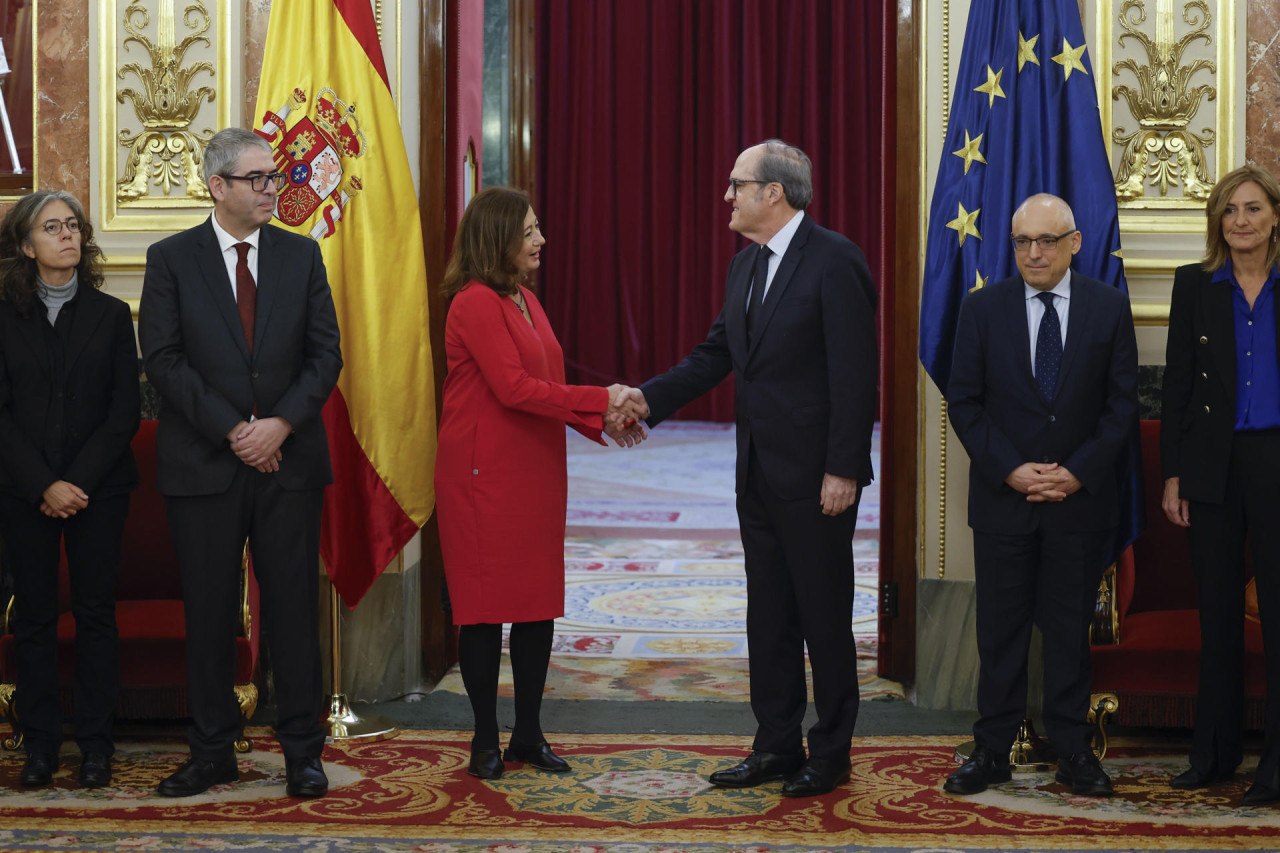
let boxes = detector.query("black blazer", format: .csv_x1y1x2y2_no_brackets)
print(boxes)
1160,262,1278,504
138,219,343,497
640,214,878,500
947,273,1139,534
0,287,140,505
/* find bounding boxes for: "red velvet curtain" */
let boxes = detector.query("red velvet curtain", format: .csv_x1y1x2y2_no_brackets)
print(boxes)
536,0,888,421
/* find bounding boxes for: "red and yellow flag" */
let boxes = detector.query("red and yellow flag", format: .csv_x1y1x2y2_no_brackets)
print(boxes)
255,0,435,606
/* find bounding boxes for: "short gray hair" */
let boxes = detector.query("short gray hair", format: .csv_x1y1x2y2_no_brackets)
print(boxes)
203,127,273,188
755,139,813,210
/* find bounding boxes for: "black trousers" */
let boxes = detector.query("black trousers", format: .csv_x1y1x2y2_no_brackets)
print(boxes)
0,493,130,757
736,447,860,759
1187,429,1280,781
165,466,324,761
971,526,1111,758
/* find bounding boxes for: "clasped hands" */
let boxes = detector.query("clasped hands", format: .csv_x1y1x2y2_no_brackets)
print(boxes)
604,385,651,448
1006,461,1082,502
228,417,292,472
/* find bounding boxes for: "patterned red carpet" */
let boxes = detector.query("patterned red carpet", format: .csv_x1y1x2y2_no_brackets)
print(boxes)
2,730,1279,851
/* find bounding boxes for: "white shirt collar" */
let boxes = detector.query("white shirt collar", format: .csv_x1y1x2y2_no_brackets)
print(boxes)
765,210,805,258
210,211,261,254
1024,268,1072,301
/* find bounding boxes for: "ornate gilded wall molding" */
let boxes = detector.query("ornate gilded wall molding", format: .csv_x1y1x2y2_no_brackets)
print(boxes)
1099,0,1235,227
99,0,234,232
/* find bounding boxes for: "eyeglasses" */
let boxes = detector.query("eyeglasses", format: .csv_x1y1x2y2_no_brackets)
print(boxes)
1011,229,1078,252
728,178,769,197
222,173,288,193
37,217,81,237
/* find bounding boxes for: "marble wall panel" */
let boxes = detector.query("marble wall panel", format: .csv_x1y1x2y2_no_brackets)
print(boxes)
1247,0,1280,173
34,0,89,206
244,0,272,125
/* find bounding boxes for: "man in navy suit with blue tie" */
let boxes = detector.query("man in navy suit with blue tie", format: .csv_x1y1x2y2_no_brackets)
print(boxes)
943,194,1138,798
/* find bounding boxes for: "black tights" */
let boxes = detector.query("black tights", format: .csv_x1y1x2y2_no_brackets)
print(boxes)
457,620,554,751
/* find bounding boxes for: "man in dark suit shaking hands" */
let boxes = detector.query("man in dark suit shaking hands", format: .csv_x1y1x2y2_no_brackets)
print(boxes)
943,194,1138,798
139,128,343,799
617,140,878,797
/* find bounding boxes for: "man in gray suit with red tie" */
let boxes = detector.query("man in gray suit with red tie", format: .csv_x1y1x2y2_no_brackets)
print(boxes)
139,127,342,799
944,194,1138,798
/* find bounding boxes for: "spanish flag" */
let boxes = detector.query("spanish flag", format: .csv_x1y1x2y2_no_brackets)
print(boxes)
255,0,435,606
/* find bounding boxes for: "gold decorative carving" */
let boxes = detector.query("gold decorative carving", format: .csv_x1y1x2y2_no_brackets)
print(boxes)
233,683,258,753
115,1,216,204
1111,0,1217,202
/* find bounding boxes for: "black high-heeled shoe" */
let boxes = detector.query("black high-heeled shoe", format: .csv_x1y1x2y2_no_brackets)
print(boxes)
503,741,571,772
467,748,504,780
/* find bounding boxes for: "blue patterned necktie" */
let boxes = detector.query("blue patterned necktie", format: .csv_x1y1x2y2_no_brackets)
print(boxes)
746,245,772,345
1034,291,1062,399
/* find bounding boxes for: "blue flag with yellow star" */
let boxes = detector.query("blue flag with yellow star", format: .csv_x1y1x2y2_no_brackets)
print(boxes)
919,0,1127,390
920,0,1143,560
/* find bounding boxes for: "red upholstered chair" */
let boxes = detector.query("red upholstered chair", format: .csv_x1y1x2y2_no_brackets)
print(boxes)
1090,419,1266,729
0,420,262,751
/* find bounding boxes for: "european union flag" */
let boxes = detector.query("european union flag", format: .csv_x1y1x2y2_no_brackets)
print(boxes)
919,0,1143,557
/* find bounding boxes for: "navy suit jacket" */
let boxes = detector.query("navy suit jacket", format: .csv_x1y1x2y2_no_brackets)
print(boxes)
138,219,342,497
640,214,878,500
947,273,1138,534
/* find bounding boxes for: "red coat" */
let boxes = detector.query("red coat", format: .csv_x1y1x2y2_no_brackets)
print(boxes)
435,282,608,624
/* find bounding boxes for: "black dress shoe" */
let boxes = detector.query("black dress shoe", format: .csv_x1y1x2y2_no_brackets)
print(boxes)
1243,778,1280,807
1170,764,1234,790
156,757,239,797
1055,751,1113,797
78,753,112,788
944,745,1011,795
19,753,57,788
468,748,504,780
285,756,328,798
503,741,570,772
708,751,805,788
781,755,852,797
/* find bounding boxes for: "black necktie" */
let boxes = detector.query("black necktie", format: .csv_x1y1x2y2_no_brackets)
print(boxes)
1035,291,1062,399
746,245,772,345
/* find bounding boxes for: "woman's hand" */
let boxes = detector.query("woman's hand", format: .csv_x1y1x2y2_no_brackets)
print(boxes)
42,480,88,519
1162,477,1190,527
604,418,648,448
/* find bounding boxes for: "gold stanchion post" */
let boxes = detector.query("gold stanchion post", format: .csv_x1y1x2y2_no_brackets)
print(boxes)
325,584,398,742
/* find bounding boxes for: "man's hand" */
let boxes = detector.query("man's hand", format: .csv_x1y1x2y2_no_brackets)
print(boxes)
41,480,88,518
613,386,650,421
1026,465,1082,502
604,418,648,447
1162,476,1191,527
230,417,292,472
820,473,859,516
1006,462,1056,495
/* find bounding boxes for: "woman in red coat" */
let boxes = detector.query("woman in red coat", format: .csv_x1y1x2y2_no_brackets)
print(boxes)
436,186,644,780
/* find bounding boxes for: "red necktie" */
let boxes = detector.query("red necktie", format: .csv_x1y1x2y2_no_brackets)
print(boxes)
234,242,256,353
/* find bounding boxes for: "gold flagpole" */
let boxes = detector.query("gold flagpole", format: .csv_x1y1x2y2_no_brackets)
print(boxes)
325,584,397,741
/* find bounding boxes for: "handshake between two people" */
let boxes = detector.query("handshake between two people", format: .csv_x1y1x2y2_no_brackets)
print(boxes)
603,385,651,448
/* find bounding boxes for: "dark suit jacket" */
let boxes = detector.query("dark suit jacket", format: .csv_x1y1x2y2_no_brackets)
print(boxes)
947,273,1139,534
138,219,342,497
1160,262,1277,504
640,214,878,501
0,287,140,505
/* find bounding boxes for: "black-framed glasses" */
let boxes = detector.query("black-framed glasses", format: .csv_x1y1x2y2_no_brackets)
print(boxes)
37,217,81,237
728,178,769,197
222,173,287,193
1011,229,1077,252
